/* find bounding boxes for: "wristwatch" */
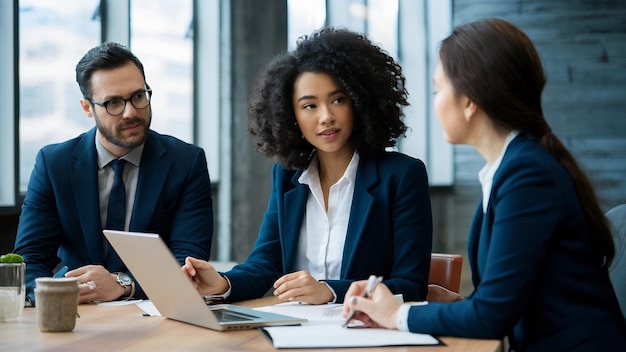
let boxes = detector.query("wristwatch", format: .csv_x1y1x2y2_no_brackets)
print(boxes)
115,272,133,299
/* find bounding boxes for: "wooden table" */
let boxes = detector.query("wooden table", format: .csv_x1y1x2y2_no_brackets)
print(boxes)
0,298,502,351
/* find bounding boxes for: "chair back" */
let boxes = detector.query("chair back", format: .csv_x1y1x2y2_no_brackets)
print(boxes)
429,253,463,293
606,204,626,318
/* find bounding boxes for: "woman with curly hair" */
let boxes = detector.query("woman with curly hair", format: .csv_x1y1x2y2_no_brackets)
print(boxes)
183,27,433,304
343,18,626,350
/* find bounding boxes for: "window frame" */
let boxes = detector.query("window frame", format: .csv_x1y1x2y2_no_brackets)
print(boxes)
0,0,19,212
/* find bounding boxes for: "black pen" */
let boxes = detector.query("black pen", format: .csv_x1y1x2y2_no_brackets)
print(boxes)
342,275,383,328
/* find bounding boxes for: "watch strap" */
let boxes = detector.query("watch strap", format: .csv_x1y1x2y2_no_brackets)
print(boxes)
115,272,134,300
122,282,132,297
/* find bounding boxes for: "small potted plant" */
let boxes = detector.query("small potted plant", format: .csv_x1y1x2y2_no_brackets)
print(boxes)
0,253,25,321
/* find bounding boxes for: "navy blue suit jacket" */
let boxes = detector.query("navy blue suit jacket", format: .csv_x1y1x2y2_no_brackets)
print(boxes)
224,152,433,303
405,135,626,351
14,128,213,303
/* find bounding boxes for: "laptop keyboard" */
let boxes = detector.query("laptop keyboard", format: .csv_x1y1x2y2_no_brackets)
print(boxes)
210,308,258,322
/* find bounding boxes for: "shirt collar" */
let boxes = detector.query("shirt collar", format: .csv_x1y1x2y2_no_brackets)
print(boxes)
478,130,519,212
298,151,360,186
478,130,520,184
95,133,144,169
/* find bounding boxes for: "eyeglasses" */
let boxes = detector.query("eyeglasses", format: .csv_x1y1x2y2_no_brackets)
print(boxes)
88,88,152,116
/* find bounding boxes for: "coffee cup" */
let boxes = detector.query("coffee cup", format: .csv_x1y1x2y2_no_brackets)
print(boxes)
34,277,79,332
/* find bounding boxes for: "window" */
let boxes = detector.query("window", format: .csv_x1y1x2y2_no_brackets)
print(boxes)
0,1,17,207
3,0,222,210
130,0,193,143
18,0,100,192
3,0,450,212
287,0,325,50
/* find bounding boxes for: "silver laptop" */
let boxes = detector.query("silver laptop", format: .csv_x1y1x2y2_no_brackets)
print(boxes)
103,230,306,331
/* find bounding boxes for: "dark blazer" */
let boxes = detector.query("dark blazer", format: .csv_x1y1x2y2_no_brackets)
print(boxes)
224,152,433,303
405,135,626,351
14,128,213,303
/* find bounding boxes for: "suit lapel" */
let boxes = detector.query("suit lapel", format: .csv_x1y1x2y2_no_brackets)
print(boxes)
467,203,484,286
129,132,170,230
341,156,376,277
282,171,308,272
70,128,106,264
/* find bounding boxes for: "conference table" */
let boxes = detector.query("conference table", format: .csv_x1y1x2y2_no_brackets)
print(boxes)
1,297,502,351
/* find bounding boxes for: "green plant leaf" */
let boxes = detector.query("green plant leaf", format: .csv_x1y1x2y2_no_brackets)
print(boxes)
0,253,24,263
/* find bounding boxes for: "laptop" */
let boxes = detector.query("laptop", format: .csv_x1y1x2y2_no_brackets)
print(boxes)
103,229,306,331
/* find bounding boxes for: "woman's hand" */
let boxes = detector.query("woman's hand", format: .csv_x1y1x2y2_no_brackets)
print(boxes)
426,284,464,303
181,257,229,295
273,271,333,304
342,280,401,329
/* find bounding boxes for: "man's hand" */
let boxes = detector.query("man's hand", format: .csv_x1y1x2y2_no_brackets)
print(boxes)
65,265,124,303
273,271,333,305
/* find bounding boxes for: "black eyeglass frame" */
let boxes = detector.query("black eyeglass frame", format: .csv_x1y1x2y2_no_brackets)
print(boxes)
87,87,153,116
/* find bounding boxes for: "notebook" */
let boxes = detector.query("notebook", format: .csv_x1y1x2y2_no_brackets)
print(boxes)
103,229,306,331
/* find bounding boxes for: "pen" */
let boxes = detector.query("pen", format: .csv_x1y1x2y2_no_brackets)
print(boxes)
54,265,69,278
342,274,383,328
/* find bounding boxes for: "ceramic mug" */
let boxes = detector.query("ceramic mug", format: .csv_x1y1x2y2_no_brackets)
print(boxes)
34,277,79,332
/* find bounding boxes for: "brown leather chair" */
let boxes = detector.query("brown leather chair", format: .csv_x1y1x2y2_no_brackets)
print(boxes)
429,253,463,293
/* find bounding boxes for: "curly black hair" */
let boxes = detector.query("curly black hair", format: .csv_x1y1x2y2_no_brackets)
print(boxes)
247,27,409,169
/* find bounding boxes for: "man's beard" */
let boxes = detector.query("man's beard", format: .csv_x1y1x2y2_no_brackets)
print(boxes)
94,110,151,149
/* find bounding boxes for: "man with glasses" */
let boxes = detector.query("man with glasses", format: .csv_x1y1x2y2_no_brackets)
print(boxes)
14,42,213,305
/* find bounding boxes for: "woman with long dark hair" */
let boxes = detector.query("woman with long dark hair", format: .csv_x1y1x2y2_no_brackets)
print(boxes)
343,18,626,351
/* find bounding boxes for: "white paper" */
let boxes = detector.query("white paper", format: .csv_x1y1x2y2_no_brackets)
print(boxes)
95,299,143,307
255,302,343,322
261,324,439,348
136,300,161,316
254,294,404,324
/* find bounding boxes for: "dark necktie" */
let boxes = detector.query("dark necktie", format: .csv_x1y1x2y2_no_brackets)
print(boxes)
106,159,127,230
105,159,126,266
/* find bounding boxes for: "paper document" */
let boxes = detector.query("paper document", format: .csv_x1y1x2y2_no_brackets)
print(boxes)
255,302,343,322
254,294,404,323
136,300,161,316
261,324,440,348
96,299,143,307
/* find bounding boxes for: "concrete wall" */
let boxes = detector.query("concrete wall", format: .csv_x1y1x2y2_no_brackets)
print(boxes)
228,0,287,262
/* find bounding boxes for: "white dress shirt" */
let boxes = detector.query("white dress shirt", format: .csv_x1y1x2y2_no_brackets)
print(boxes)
295,152,360,280
220,152,360,302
